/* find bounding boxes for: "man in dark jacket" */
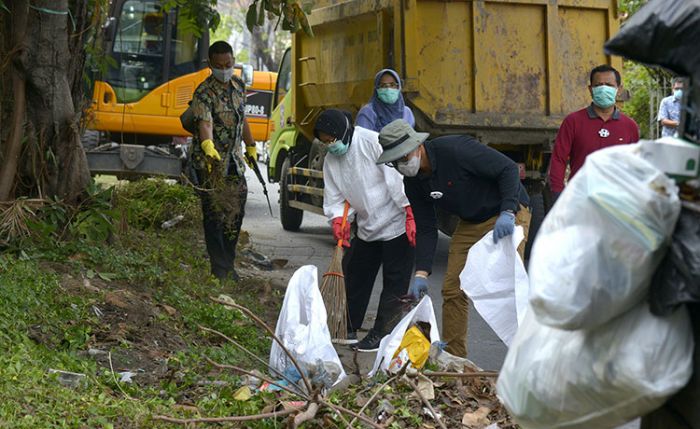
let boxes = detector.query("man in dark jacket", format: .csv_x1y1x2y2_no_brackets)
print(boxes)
377,119,531,357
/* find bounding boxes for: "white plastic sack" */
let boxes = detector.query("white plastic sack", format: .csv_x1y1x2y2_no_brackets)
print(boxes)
269,265,346,386
460,226,528,346
369,295,441,376
529,144,680,330
497,303,693,429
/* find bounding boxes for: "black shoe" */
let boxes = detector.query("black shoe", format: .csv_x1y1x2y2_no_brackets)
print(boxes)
332,331,358,345
352,330,383,352
212,269,240,282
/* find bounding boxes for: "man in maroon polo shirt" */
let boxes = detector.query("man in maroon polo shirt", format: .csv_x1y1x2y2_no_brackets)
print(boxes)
548,64,639,201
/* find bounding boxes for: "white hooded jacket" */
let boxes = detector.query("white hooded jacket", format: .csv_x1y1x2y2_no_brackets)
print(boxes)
323,126,409,242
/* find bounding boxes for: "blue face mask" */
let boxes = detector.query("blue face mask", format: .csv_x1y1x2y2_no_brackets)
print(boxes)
325,115,351,156
591,85,617,108
674,89,683,100
328,140,349,156
377,88,400,104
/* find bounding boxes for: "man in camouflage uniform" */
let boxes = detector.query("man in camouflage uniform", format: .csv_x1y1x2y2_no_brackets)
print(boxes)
190,41,257,281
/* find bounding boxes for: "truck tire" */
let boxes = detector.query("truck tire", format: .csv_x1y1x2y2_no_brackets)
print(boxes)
524,192,545,264
280,156,303,231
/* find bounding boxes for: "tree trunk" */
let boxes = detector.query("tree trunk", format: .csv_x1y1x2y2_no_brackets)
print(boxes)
0,0,28,201
252,25,278,72
0,0,91,203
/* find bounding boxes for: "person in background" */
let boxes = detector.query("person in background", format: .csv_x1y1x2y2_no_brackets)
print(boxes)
658,77,685,138
315,109,416,352
356,68,415,132
376,119,531,358
189,41,258,282
548,64,639,201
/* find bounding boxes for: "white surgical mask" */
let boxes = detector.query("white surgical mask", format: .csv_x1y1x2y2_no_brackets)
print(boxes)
212,67,234,83
397,152,421,176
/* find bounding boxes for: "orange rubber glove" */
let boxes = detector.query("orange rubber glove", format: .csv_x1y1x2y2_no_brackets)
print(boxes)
331,216,351,248
405,206,416,247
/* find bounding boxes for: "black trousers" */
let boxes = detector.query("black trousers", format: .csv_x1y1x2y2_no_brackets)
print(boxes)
198,174,247,280
343,233,414,335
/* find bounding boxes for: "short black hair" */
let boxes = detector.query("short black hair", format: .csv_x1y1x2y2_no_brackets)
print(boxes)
208,41,233,59
673,77,685,86
590,64,621,86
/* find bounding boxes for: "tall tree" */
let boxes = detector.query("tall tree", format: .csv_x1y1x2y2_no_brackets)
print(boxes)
0,0,95,203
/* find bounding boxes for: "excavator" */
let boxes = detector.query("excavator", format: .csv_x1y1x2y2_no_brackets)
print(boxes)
85,0,276,178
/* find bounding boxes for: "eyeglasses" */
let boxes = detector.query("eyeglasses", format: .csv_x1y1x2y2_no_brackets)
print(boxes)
378,82,399,89
386,152,411,168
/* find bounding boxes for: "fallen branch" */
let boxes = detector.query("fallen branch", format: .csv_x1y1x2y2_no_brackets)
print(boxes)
198,325,302,390
406,378,447,429
292,402,319,427
210,297,313,393
153,408,297,425
349,375,398,427
423,370,499,379
204,356,309,400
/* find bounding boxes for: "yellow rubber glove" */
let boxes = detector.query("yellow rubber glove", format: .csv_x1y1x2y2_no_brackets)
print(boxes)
245,144,257,168
201,139,221,161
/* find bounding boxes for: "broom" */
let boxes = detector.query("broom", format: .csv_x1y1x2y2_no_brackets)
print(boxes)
320,201,350,341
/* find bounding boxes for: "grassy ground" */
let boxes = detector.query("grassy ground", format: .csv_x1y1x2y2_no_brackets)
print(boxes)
0,178,513,428
0,179,286,428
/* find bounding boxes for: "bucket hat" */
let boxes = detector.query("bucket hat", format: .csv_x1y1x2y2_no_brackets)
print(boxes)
376,119,429,164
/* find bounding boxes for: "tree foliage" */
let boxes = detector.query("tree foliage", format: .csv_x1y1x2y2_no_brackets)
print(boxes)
245,0,313,36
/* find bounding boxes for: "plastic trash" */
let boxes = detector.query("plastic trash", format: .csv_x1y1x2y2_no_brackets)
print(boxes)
160,214,184,229
389,324,431,371
497,303,693,429
369,295,441,376
269,265,346,388
651,207,700,316
460,226,528,346
604,0,700,80
529,144,680,330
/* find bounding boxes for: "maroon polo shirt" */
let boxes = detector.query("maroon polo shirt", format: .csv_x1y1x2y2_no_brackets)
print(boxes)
549,104,639,193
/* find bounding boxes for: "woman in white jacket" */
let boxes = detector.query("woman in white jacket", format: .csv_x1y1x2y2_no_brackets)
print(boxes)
314,109,416,352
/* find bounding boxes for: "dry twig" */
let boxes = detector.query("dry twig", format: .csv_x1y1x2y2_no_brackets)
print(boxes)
152,409,297,425
210,297,313,393
349,375,398,427
198,325,302,390
318,399,384,429
292,402,319,427
406,378,447,429
204,356,309,400
424,370,499,379
108,351,133,401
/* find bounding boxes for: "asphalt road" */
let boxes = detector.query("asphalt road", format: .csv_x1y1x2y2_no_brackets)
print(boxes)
241,161,508,371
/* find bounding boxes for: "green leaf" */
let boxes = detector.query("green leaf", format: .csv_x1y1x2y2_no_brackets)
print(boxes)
246,2,258,32
86,269,95,279
257,0,265,27
0,0,9,13
97,272,116,281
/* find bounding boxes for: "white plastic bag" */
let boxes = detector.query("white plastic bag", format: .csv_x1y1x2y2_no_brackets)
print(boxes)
460,226,528,346
269,265,346,386
497,303,693,429
369,295,441,376
529,144,680,330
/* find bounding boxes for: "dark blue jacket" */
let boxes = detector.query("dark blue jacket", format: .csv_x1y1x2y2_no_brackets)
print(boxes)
405,134,529,273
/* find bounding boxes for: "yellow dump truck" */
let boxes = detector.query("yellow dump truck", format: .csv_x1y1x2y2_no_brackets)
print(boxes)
267,0,621,242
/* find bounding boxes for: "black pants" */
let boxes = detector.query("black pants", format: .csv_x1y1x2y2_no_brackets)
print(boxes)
199,174,247,280
343,233,414,335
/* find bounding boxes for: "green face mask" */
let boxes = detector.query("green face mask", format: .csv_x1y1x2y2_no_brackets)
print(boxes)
591,85,617,109
377,88,400,104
